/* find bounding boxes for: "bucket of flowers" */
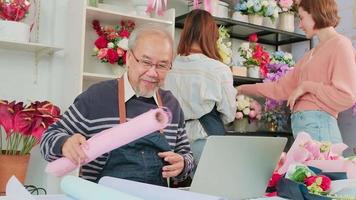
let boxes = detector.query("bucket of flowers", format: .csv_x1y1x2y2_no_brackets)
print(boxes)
234,94,262,133
0,100,61,193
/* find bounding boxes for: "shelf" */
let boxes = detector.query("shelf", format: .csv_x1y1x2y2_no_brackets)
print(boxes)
86,7,173,26
83,72,116,82
233,75,263,85
0,40,62,55
175,13,310,47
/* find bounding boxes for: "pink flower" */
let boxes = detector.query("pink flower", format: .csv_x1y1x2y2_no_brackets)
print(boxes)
279,0,293,11
304,175,331,191
116,48,125,57
94,36,108,49
235,112,244,119
249,110,257,119
106,48,119,64
97,48,108,60
248,33,258,43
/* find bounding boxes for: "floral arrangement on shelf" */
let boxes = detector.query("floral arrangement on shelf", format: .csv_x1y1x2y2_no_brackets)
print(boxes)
237,0,279,20
92,20,135,66
0,0,31,21
262,51,294,131
238,33,270,77
235,95,262,122
277,0,296,14
266,132,356,199
217,25,232,65
0,100,61,155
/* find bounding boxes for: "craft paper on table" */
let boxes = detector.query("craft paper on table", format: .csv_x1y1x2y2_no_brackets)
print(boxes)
4,176,71,200
60,176,142,200
278,132,356,178
99,176,226,200
46,108,171,177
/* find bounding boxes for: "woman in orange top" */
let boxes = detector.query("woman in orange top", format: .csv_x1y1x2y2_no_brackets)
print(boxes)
237,0,356,143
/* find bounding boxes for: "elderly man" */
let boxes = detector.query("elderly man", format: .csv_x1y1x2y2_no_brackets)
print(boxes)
40,25,194,186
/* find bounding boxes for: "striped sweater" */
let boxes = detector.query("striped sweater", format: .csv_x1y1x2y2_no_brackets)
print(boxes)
40,79,194,182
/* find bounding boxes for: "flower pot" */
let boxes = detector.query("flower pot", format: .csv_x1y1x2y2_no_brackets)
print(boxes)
232,11,248,23
0,151,30,194
233,118,249,133
247,66,260,78
0,20,30,43
248,14,263,26
263,17,278,29
111,65,126,77
279,12,294,32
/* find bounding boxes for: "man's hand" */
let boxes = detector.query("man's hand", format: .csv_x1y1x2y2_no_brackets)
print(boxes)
158,151,184,178
62,133,89,165
287,84,307,110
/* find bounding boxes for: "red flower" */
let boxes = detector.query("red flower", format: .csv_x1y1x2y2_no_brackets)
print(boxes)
119,29,130,38
304,175,331,191
268,172,282,188
248,33,258,43
94,36,108,49
106,48,119,64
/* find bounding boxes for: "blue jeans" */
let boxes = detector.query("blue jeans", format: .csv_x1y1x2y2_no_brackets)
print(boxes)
291,111,342,143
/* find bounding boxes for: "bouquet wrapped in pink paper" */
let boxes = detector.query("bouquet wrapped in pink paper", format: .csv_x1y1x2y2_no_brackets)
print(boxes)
45,108,171,177
278,132,356,179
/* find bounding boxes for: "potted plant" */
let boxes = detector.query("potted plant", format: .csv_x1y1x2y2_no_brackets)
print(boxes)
0,0,32,42
277,0,296,32
92,19,135,77
262,0,280,29
238,0,267,25
238,33,270,78
0,100,61,193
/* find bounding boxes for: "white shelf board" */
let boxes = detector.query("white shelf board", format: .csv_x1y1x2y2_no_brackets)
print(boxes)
86,6,173,26
0,40,62,54
83,72,117,82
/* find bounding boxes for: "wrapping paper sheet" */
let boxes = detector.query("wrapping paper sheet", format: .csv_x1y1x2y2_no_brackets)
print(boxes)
99,176,226,200
61,176,142,200
46,108,171,177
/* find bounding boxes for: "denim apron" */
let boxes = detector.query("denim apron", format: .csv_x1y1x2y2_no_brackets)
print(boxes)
198,105,225,136
99,78,170,186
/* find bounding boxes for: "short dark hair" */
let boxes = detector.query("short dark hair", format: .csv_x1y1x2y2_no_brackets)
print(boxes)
298,0,340,29
177,9,221,61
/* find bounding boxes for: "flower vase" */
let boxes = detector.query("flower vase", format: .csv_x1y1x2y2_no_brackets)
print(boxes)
279,12,295,32
0,151,30,194
248,14,263,26
111,65,126,77
263,17,278,29
0,20,30,43
233,118,249,133
232,11,248,22
247,66,260,78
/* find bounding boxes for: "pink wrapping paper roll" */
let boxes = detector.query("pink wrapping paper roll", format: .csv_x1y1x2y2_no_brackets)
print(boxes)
46,108,171,177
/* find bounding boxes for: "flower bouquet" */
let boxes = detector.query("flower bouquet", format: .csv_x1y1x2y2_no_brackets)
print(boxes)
266,133,356,199
0,0,31,21
234,95,262,132
238,33,270,78
217,25,232,65
92,20,135,69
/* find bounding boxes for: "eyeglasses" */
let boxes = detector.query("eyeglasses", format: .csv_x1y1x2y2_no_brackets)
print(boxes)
130,50,172,73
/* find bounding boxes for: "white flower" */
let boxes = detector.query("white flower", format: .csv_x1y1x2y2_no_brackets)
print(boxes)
242,108,251,115
93,47,99,53
117,38,129,50
285,53,293,60
246,51,252,59
246,0,254,8
107,42,114,49
270,0,277,7
240,42,250,51
262,0,268,7
273,9,279,18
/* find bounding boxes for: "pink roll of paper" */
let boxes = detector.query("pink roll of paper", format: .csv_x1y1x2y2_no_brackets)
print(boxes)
46,108,171,177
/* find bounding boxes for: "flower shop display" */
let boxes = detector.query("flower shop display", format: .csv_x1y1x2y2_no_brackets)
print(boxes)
237,0,276,25
277,0,296,32
238,33,270,78
217,25,232,65
263,51,294,131
92,19,135,76
0,0,32,42
261,0,280,28
0,100,61,193
234,94,262,132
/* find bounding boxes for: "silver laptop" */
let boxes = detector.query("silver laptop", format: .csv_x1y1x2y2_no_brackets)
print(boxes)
190,136,287,200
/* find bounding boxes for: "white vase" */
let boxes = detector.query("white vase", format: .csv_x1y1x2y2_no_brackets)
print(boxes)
0,21,30,43
263,17,278,29
248,14,263,26
247,66,260,78
232,11,248,23
279,12,295,32
111,65,126,77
